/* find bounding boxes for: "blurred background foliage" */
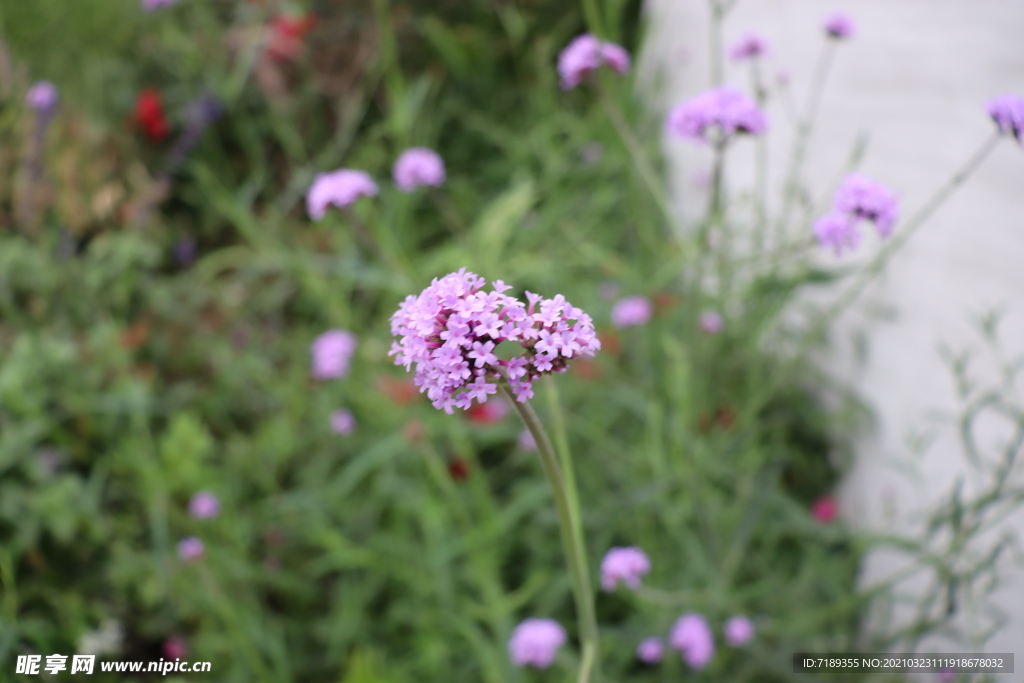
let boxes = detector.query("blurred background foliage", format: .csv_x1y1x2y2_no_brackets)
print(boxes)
0,0,919,681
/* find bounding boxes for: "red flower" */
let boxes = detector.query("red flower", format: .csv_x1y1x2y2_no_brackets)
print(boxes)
377,376,418,406
134,89,171,142
464,399,508,425
266,13,317,62
447,458,470,481
811,496,838,524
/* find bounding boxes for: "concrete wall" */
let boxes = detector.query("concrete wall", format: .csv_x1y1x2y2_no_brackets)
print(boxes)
641,0,1024,665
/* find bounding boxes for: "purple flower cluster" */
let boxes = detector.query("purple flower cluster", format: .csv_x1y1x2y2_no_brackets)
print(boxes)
823,12,855,39
393,147,446,192
311,330,358,380
557,34,630,90
306,170,379,220
724,615,755,646
25,82,58,113
330,409,356,435
177,536,204,561
666,87,767,144
611,296,652,328
189,491,220,519
987,95,1024,143
600,546,651,591
388,269,600,413
636,637,664,664
729,32,770,61
508,618,566,668
670,613,715,669
814,174,899,255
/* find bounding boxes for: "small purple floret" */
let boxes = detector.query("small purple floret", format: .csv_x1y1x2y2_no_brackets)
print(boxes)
177,536,204,561
987,95,1024,143
306,169,378,220
833,173,899,237
25,82,58,112
724,615,755,646
600,546,651,591
330,409,356,435
700,311,724,335
557,34,631,90
823,12,855,39
670,613,715,669
508,618,566,669
311,330,358,380
729,32,770,61
636,637,664,664
666,87,767,144
189,491,220,519
611,296,653,328
393,147,446,192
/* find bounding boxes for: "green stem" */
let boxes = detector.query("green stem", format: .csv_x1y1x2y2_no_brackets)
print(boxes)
499,385,600,682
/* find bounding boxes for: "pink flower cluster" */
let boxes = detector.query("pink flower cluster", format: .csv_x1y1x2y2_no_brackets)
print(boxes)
311,330,358,380
600,546,651,591
987,95,1024,143
666,87,767,144
508,618,566,668
813,173,899,255
393,147,446,192
670,613,715,669
729,32,770,61
611,296,652,328
388,269,600,413
557,34,630,90
25,82,58,112
823,12,855,39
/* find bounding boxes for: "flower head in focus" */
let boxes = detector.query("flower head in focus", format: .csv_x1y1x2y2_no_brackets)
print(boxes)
25,82,58,113
558,33,630,90
666,87,767,144
177,536,204,561
600,546,651,591
987,95,1024,143
724,615,755,646
330,409,356,435
729,33,770,61
134,89,171,142
823,12,855,39
508,618,566,668
670,613,715,669
388,269,600,413
311,330,358,380
611,296,653,328
306,169,378,220
393,147,446,192
636,637,664,665
188,491,220,519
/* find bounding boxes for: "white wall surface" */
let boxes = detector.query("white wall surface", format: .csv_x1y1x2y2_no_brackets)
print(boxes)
642,0,1024,667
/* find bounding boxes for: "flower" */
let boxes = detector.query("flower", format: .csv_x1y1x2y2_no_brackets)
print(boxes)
25,82,58,112
600,546,651,591
134,89,171,142
266,13,317,62
557,33,630,90
636,637,664,664
729,32,770,61
986,95,1024,143
812,496,838,523
174,238,197,267
823,12,855,39
833,173,899,237
393,147,446,192
177,536,204,561
937,668,956,683
813,212,860,255
518,429,537,451
611,296,653,328
666,87,767,144
188,491,220,519
670,613,715,669
330,409,357,435
724,616,755,646
508,618,566,668
448,458,470,481
465,397,509,424
163,637,188,660
311,330,358,380
388,269,600,413
306,169,378,220
142,0,179,11
700,311,724,334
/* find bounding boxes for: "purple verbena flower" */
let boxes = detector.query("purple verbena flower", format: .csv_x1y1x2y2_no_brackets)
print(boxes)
188,491,220,519
700,311,724,335
611,296,653,328
636,637,664,664
600,546,651,591
177,536,204,561
142,0,179,11
729,32,770,61
306,169,378,220
823,12,855,39
393,147,446,192
311,330,358,380
724,615,755,646
25,82,58,113
388,269,600,413
833,173,899,237
330,409,356,435
813,212,860,255
508,618,566,669
666,87,767,144
987,95,1024,143
670,613,715,669
557,34,631,90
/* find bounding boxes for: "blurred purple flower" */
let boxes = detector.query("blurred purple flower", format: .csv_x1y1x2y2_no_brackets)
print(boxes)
311,330,357,380
611,296,653,328
834,173,899,237
987,95,1024,143
142,0,179,11
557,34,630,90
508,618,566,668
518,429,537,451
666,87,767,144
724,615,755,646
306,169,378,220
823,12,855,39
25,82,58,113
188,491,220,519
174,238,197,266
636,637,664,665
600,546,651,591
393,147,446,192
163,637,188,660
813,212,860,255
330,409,356,435
670,613,715,669
729,33,770,61
937,668,956,683
177,537,204,561
700,311,724,335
